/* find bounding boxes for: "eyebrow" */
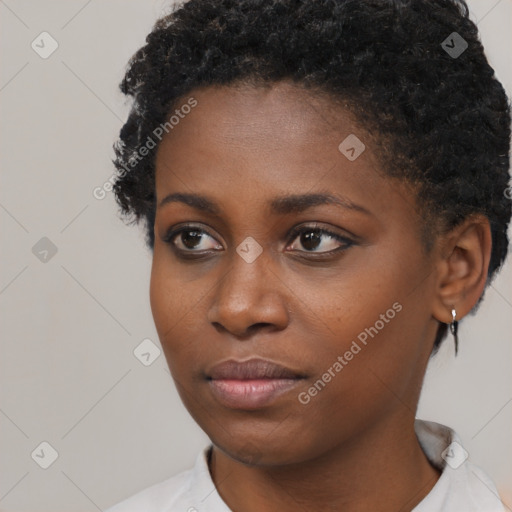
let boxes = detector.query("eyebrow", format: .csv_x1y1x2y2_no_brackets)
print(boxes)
157,191,372,216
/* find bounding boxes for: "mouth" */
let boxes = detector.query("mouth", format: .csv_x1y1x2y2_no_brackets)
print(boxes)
206,358,306,410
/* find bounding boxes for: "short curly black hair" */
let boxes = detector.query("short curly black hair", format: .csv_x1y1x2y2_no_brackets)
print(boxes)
112,0,511,355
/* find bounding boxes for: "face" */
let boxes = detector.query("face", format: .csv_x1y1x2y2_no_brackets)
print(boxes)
150,81,441,466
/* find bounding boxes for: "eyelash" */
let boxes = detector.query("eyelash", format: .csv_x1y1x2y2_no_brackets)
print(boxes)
163,223,355,259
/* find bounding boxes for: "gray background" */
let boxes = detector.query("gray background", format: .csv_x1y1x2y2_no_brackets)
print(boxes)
0,1,511,510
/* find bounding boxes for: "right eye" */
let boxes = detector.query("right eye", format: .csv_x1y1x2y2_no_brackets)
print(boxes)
164,225,223,254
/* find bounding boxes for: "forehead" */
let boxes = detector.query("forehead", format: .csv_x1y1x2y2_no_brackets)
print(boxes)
155,82,380,190
158,81,362,149
153,81,421,236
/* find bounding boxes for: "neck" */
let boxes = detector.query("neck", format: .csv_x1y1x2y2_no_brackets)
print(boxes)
209,412,441,512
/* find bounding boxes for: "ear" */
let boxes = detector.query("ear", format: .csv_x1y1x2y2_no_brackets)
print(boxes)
431,214,492,324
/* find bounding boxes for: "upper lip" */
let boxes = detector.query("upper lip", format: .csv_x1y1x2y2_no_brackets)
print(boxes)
207,358,304,380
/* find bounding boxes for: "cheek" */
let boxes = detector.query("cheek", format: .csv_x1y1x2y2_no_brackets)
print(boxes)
295,281,411,392
289,249,429,395
289,299,421,456
149,252,204,365
284,255,405,347
149,257,174,335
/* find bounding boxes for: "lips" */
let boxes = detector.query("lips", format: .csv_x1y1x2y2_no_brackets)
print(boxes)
208,358,304,380
206,358,305,409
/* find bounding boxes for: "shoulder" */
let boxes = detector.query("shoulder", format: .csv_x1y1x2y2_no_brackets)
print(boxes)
462,460,507,512
104,467,194,512
104,444,229,512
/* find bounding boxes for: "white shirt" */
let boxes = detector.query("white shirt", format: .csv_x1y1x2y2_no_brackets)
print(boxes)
105,419,506,512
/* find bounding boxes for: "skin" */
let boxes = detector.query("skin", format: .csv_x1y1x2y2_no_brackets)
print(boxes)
150,81,492,512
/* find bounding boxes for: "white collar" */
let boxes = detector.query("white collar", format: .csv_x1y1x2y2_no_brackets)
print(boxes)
412,419,505,511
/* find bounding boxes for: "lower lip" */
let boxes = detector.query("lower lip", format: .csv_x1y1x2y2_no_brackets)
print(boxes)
208,378,302,409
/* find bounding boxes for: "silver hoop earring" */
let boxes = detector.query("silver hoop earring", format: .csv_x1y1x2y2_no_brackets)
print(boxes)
450,308,459,356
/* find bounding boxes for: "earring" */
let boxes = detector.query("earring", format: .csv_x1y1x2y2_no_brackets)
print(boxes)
449,308,459,356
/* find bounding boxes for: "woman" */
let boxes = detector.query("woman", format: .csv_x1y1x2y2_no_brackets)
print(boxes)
106,0,511,510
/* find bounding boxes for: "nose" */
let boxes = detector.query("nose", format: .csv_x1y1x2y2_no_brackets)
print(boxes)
206,249,290,339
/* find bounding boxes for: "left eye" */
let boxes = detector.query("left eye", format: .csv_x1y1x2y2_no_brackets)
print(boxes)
287,226,353,254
